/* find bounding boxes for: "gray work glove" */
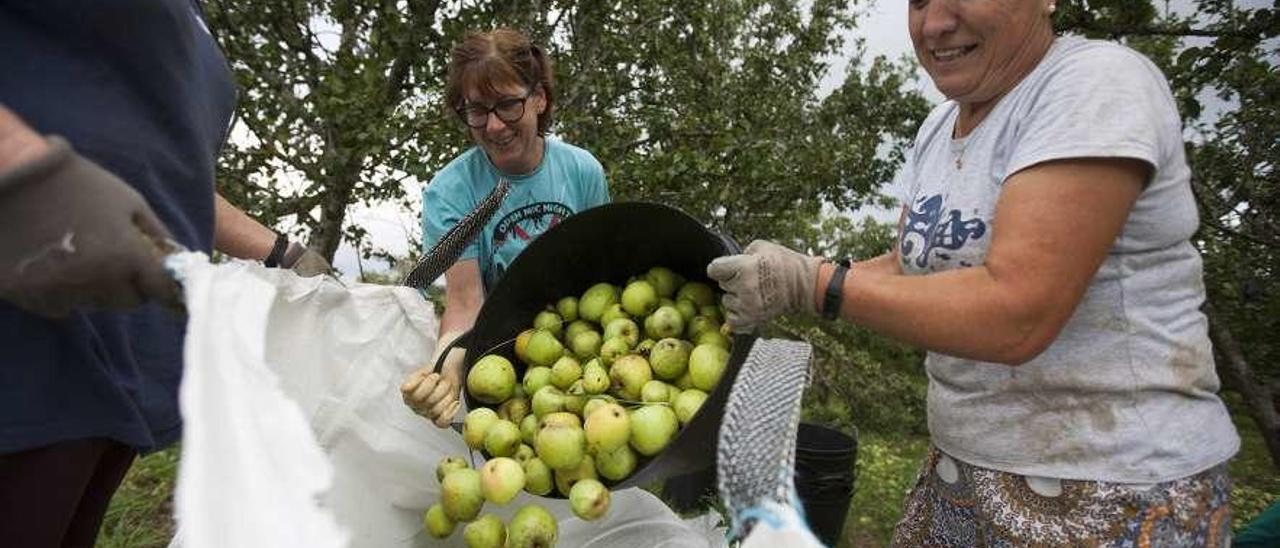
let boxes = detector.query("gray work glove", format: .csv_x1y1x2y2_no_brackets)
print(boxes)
281,243,333,278
0,136,178,317
706,240,822,333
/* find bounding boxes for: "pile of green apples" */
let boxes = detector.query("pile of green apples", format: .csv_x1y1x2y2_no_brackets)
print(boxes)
423,266,733,547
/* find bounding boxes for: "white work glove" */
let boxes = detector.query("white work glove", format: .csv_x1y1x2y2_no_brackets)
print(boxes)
706,240,821,333
400,330,465,428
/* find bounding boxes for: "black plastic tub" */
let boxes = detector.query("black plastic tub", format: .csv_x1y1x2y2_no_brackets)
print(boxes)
437,201,754,493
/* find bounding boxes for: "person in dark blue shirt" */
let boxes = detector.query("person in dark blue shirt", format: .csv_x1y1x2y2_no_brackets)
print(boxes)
0,1,324,544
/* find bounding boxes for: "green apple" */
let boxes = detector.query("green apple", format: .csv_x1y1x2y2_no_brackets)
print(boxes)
556,296,579,323
467,355,517,405
599,337,630,367
689,343,730,391
514,329,535,365
539,411,581,429
578,283,619,324
674,298,698,322
699,304,724,325
629,404,679,456
463,408,500,450
676,281,716,307
520,414,538,445
498,397,530,424
480,457,526,505
525,330,564,368
463,514,506,548
641,380,674,403
514,443,535,464
594,443,637,481
530,386,566,418
584,402,630,454
581,359,609,394
564,380,587,415
649,338,691,380
621,280,660,317
549,355,582,390
696,329,732,351
581,395,615,420
674,370,695,390
423,503,455,538
441,468,484,522
645,266,683,299
609,354,653,401
643,306,684,340
507,505,557,548
535,416,585,470
603,318,640,348
483,419,522,458
569,329,602,360
532,310,563,339
673,389,709,424
436,455,470,483
563,320,594,344
569,478,611,521
636,338,657,356
522,366,553,396
599,303,630,328
521,457,553,496
686,315,718,341
554,454,597,497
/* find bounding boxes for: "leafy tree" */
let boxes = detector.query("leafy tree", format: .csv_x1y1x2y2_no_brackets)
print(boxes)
206,0,926,264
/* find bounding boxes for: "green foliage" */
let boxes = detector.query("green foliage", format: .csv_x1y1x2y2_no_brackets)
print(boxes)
206,0,927,266
837,434,928,547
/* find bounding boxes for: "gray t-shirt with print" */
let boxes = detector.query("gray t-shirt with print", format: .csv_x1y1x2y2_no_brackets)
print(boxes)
896,36,1238,483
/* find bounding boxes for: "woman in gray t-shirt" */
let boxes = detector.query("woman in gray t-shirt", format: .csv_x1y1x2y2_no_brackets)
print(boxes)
708,1,1238,546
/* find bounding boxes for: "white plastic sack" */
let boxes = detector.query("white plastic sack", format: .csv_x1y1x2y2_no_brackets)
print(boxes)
169,253,726,547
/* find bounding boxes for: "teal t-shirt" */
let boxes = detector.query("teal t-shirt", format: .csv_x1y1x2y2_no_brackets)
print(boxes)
422,138,610,291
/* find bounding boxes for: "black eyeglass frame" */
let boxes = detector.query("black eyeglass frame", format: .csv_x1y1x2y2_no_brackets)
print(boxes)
455,86,538,129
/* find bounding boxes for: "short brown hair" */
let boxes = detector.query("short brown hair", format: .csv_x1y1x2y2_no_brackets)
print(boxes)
444,29,555,135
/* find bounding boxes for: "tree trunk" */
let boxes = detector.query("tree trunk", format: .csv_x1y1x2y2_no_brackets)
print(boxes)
1206,301,1280,469
311,160,360,262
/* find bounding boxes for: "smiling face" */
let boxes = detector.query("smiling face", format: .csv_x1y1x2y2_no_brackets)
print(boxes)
909,0,1056,109
464,80,546,175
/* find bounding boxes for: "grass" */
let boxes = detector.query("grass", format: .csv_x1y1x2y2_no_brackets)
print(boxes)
98,446,178,548
99,418,1279,547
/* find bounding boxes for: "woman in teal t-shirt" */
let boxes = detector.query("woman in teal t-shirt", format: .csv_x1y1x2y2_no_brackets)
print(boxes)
401,28,609,427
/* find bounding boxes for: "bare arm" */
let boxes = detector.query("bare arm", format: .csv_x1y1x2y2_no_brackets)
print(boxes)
817,158,1146,365
439,259,485,337
849,206,908,276
213,193,277,261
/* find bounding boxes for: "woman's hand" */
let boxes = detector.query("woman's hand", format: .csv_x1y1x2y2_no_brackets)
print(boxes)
401,330,466,428
707,240,823,332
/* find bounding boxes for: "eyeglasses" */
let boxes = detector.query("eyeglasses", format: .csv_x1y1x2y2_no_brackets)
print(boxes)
456,88,535,129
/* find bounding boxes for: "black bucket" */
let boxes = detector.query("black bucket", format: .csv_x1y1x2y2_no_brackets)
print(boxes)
795,423,858,546
660,422,858,545
435,202,755,493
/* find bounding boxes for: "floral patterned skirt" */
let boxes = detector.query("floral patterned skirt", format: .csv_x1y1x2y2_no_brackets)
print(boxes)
890,446,1232,548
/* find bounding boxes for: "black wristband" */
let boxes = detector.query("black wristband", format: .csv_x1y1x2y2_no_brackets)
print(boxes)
264,232,289,267
822,259,851,320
